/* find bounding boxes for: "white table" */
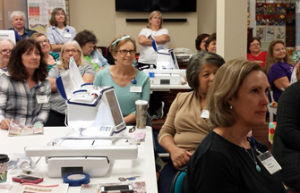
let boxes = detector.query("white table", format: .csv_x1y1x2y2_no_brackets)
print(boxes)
150,84,191,91
1,126,158,193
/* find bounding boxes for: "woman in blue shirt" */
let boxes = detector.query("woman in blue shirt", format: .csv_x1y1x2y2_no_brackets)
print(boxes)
46,8,76,52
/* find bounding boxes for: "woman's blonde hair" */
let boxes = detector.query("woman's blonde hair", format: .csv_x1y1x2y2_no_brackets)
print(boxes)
58,41,86,70
30,32,52,51
265,40,294,74
147,11,163,29
207,58,264,128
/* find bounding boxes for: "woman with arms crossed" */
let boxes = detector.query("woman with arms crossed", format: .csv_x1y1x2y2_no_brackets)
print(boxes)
46,8,76,52
265,40,294,102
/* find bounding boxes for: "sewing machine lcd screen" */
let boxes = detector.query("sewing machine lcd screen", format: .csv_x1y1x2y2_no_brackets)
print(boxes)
105,89,125,131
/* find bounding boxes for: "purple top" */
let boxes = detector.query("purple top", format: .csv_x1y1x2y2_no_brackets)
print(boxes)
267,61,294,102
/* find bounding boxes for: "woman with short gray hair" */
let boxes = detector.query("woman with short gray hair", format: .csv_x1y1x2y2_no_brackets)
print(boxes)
0,38,15,75
157,51,225,193
8,11,36,40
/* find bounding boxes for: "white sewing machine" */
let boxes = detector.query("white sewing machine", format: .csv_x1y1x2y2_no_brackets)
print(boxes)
24,135,138,178
143,69,186,85
25,58,137,178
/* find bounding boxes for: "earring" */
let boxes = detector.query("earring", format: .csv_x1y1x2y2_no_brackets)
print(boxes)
230,105,232,110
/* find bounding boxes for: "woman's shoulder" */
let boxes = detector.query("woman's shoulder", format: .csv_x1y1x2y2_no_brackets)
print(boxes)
50,52,60,60
136,69,149,79
175,91,195,100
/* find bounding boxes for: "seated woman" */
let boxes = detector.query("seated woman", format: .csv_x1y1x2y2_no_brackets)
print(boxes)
31,32,59,72
183,59,285,193
205,33,216,53
0,38,15,75
74,30,110,71
93,35,150,124
46,8,76,52
46,41,95,126
0,39,50,130
8,11,36,40
273,64,300,192
157,51,225,193
247,37,267,68
195,33,209,52
265,40,294,102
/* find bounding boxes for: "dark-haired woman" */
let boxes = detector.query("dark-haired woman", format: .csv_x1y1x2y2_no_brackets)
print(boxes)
205,33,216,53
74,30,110,71
0,39,50,130
195,33,209,52
46,8,76,52
247,37,267,68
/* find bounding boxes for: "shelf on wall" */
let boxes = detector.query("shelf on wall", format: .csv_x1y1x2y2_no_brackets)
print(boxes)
126,18,187,22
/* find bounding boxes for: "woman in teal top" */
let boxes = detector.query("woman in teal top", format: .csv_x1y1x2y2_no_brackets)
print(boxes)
94,35,150,124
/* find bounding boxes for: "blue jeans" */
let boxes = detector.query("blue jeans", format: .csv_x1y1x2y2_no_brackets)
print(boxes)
158,161,178,193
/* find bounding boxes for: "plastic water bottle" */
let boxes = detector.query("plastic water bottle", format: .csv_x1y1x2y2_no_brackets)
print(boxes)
149,72,155,84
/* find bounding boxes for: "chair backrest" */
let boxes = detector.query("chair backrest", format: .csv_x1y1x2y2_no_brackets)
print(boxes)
170,166,187,193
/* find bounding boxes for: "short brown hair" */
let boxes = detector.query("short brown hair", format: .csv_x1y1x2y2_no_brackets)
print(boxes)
49,8,67,26
195,33,209,51
247,37,261,53
74,30,98,48
205,33,216,51
207,59,263,128
8,39,48,82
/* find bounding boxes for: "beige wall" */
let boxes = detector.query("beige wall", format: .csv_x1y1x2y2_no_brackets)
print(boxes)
1,0,27,29
69,0,216,53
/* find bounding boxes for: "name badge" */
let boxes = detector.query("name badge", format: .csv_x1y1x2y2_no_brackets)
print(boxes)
201,108,210,119
130,86,142,93
91,59,99,63
64,33,72,38
257,151,282,175
36,95,49,104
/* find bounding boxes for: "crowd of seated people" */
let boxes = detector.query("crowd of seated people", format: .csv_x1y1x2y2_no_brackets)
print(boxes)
1,7,299,192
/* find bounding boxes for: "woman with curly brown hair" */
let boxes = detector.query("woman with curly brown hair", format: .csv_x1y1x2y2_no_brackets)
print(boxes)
0,39,50,130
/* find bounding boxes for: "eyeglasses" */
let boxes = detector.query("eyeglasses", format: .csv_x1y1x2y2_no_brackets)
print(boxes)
37,40,49,44
117,49,136,55
0,49,12,55
250,43,260,46
64,49,79,53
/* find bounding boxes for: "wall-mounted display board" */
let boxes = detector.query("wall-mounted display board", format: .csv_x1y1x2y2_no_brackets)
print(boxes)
256,2,295,50
27,0,66,33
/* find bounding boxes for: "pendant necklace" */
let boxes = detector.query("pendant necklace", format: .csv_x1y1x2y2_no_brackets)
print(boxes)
228,132,261,172
245,148,261,172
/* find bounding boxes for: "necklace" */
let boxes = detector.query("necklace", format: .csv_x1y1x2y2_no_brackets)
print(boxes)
228,132,261,172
